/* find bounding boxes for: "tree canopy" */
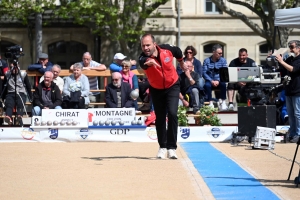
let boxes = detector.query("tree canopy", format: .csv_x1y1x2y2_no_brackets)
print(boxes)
211,0,300,49
0,0,170,55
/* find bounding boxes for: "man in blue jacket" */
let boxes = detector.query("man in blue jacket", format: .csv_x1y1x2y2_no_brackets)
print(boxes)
203,44,228,111
28,53,53,74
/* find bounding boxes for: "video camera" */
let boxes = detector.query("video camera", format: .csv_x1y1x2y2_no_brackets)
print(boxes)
4,45,24,62
220,66,282,105
266,56,279,69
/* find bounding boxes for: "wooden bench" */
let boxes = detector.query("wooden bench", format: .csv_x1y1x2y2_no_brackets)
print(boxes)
25,69,146,106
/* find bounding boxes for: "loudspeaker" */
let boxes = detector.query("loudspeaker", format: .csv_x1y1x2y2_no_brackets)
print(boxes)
238,105,276,137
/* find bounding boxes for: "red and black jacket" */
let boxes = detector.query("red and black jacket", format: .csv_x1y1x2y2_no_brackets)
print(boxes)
139,44,183,89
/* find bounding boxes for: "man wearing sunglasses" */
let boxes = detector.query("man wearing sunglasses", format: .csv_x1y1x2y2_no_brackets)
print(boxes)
276,40,300,143
203,44,228,110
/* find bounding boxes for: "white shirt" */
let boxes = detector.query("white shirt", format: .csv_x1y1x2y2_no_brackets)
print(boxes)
40,76,64,92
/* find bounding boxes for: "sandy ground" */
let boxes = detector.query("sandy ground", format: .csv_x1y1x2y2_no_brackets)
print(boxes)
0,142,213,200
1,141,300,200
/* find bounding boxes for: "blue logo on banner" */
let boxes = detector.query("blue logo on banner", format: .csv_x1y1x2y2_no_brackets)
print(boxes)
164,57,170,63
180,127,190,139
49,129,58,139
210,128,221,138
80,129,89,139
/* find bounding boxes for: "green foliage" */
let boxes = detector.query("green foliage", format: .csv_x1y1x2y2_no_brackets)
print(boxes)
195,106,222,126
177,105,189,127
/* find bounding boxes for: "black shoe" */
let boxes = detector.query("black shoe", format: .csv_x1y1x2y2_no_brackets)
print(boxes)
139,104,151,112
15,116,23,126
4,116,12,125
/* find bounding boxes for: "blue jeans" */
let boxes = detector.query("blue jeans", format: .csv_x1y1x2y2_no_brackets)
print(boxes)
204,80,226,101
32,106,62,116
286,96,300,137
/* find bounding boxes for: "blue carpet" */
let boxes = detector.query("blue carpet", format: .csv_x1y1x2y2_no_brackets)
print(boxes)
181,142,279,200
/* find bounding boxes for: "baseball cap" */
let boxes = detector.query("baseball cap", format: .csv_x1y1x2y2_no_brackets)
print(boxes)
114,53,126,60
39,53,48,59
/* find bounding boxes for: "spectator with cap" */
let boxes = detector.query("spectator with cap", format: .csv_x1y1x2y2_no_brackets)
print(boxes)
109,53,137,72
28,53,53,74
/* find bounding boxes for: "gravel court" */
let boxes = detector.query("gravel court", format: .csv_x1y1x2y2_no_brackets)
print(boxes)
0,142,213,200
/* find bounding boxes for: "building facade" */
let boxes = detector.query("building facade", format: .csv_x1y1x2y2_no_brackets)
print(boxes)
0,0,299,70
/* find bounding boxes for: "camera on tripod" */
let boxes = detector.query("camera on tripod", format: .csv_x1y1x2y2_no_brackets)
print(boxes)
4,45,24,62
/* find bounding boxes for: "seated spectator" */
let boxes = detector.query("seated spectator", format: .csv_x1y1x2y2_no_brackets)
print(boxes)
227,48,256,110
28,53,53,74
120,60,139,110
109,53,137,72
179,61,204,114
176,45,204,88
70,52,106,108
105,72,134,108
63,63,90,109
39,64,64,92
32,71,62,116
203,44,228,110
2,63,32,126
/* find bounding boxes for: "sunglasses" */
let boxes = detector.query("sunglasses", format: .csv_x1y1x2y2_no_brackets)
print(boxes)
112,79,119,81
289,45,295,49
186,51,193,54
122,65,130,68
216,52,223,55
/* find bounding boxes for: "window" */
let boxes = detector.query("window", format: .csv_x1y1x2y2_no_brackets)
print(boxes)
205,0,222,14
259,43,269,65
203,43,225,59
48,41,87,69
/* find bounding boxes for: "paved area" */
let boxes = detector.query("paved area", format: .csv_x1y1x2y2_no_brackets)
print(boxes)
1,141,300,200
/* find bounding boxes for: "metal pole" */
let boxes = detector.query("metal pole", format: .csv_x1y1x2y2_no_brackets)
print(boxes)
177,0,180,48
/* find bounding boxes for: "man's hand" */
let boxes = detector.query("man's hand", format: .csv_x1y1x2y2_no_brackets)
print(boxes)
144,59,160,67
211,80,219,87
182,99,189,107
43,107,49,109
83,67,91,70
180,61,188,72
184,70,191,77
275,54,283,63
130,59,137,66
237,82,246,87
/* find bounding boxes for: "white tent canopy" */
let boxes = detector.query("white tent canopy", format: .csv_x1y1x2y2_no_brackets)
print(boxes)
274,7,300,28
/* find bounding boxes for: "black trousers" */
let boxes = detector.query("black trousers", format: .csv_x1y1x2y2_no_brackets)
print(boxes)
5,92,27,117
150,80,180,149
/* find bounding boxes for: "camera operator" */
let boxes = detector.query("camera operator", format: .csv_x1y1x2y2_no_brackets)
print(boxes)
2,63,33,126
275,40,300,143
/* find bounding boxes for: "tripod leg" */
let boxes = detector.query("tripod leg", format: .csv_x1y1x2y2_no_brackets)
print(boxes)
288,143,299,180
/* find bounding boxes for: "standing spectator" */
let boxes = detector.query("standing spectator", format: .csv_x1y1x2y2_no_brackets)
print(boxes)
70,52,106,108
275,40,300,143
227,48,256,110
109,53,137,72
2,63,32,126
28,53,53,74
176,45,204,88
105,72,134,108
64,63,90,109
39,64,64,92
203,44,228,110
139,33,187,159
120,60,139,110
32,71,62,116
